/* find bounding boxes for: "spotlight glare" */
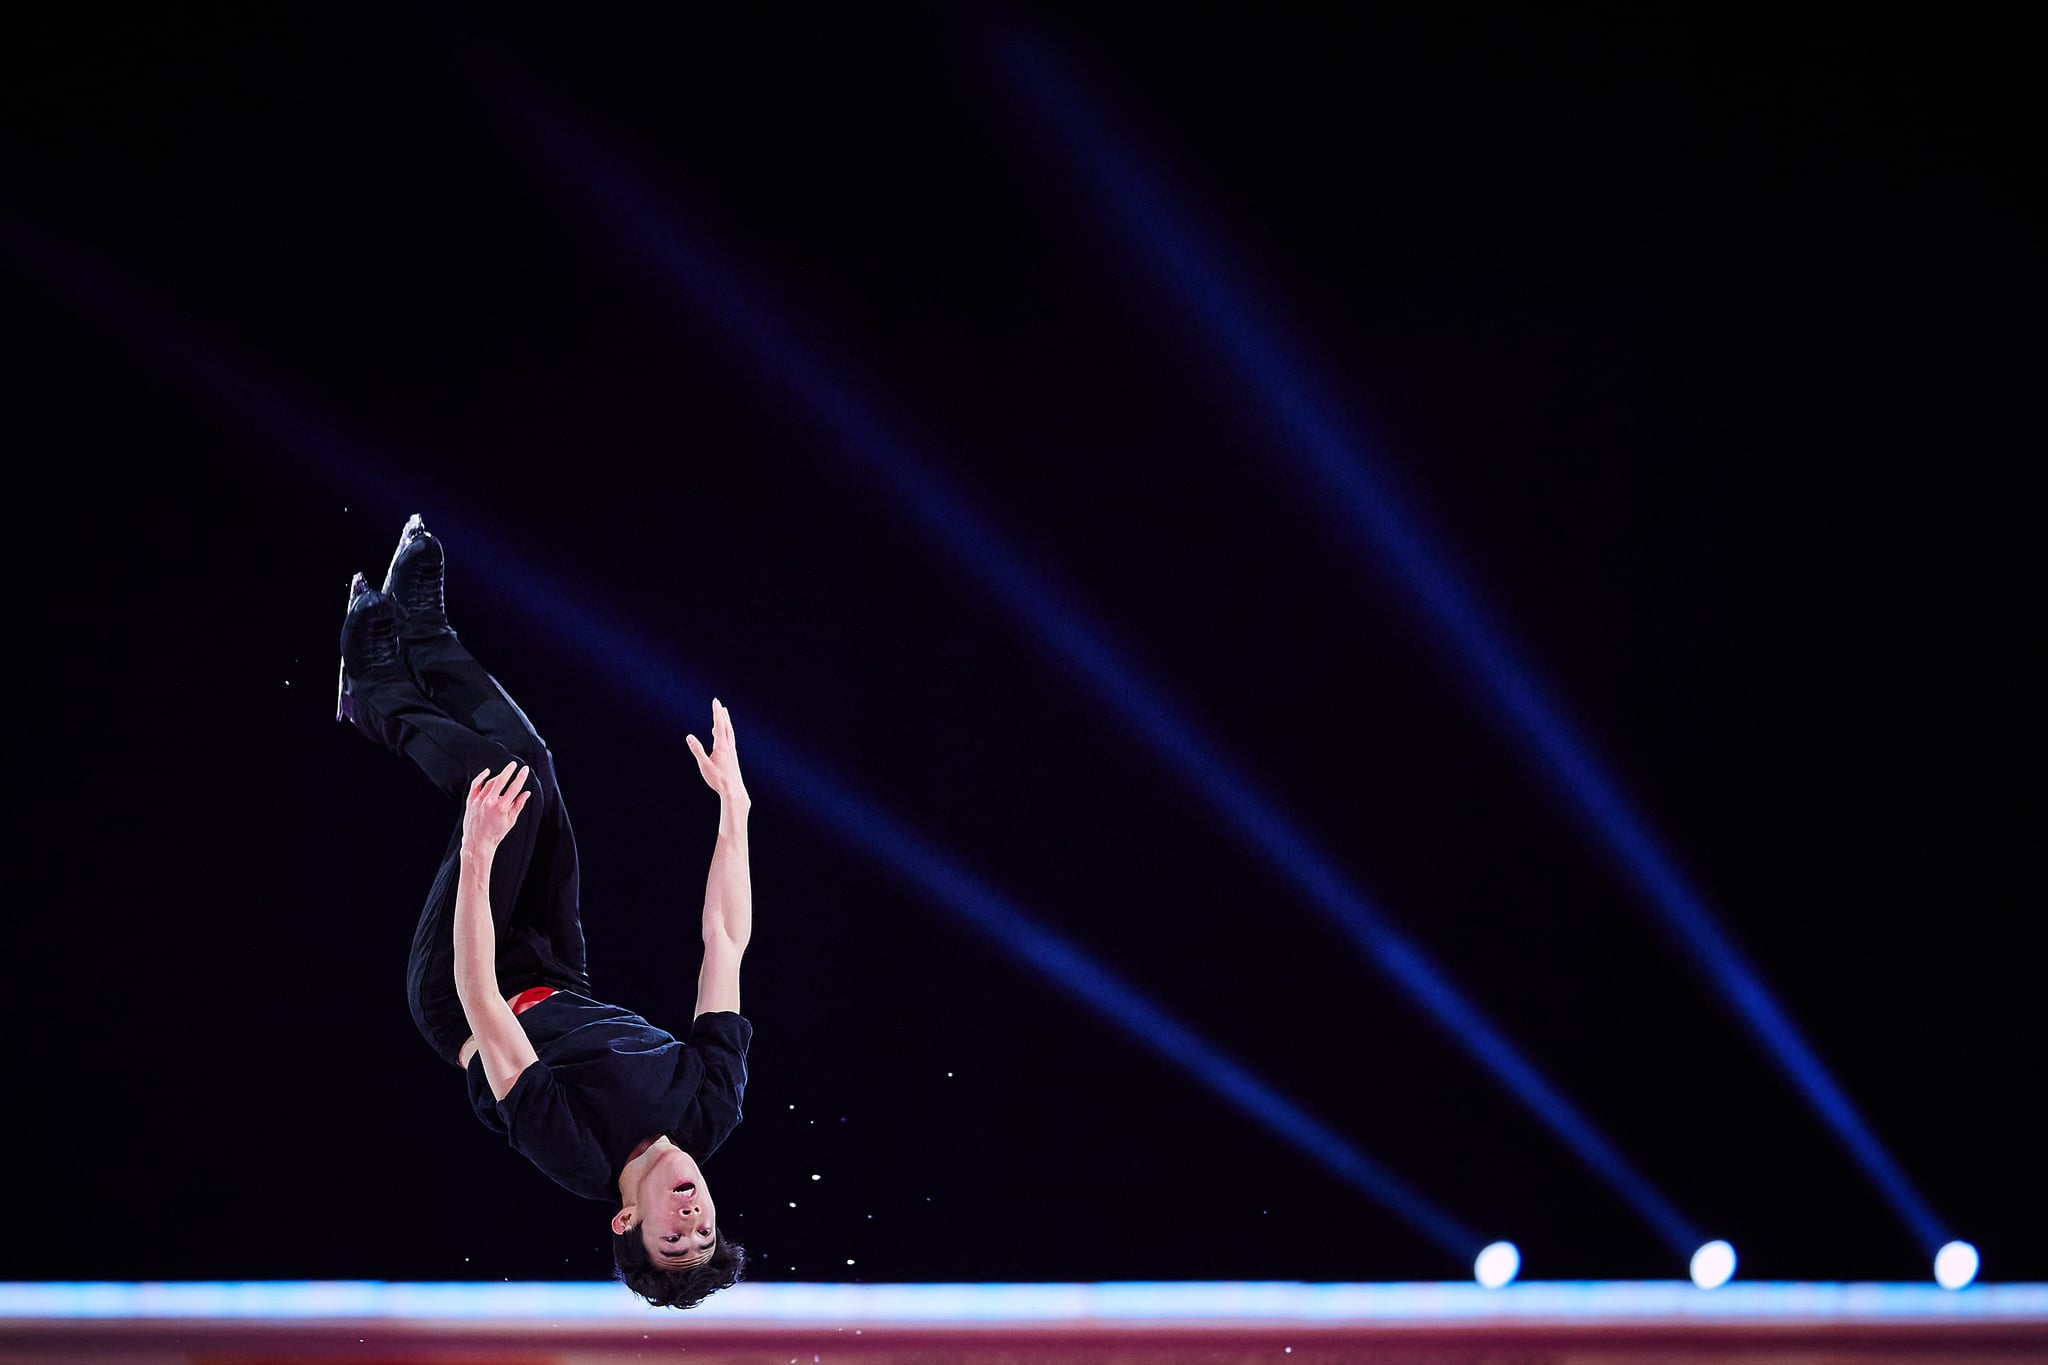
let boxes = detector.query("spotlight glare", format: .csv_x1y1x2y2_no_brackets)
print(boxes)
1689,1240,1736,1290
1934,1240,1980,1290
1473,1240,1520,1289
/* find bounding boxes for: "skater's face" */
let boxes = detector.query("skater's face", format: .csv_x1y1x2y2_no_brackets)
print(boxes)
621,1143,719,1267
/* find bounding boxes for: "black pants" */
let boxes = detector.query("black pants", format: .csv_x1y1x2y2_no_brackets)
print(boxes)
365,630,591,1066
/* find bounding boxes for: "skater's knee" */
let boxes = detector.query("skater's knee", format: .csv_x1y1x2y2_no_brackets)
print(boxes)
444,735,558,813
469,739,547,795
505,757,552,816
508,747,560,813
510,746,558,800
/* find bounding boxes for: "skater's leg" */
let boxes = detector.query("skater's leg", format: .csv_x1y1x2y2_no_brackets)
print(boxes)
410,636,587,994
341,576,545,800
397,629,586,996
408,783,587,1062
344,583,566,1054
399,765,579,1063
407,630,550,754
398,752,560,1064
403,759,564,1065
398,753,585,1064
380,515,590,996
499,779,590,995
380,513,549,754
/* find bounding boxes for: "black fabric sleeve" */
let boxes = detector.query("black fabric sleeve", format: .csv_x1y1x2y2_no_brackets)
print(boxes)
690,1012,752,1095
496,1062,616,1201
685,1011,752,1149
465,1052,508,1134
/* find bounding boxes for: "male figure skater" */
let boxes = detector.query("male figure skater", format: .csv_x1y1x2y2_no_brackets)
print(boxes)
336,514,752,1309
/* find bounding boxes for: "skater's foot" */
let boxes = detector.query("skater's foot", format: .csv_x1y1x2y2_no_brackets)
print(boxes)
336,577,408,747
381,512,448,638
341,581,403,677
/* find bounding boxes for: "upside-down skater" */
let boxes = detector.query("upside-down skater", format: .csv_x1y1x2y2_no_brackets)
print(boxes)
335,514,752,1308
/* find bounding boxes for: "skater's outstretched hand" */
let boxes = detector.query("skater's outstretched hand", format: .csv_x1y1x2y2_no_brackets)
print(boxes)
686,699,750,810
463,761,532,856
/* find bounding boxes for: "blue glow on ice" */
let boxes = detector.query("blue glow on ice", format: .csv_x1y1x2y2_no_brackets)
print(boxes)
1,1280,2042,1321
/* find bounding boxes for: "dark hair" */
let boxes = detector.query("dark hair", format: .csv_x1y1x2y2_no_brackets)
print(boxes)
613,1225,747,1309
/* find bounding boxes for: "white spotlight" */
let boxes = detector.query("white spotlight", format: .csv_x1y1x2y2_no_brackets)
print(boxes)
1689,1239,1736,1290
1934,1240,1980,1290
1473,1240,1520,1289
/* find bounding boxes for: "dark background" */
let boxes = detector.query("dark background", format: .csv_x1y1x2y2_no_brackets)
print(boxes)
2,3,2036,1286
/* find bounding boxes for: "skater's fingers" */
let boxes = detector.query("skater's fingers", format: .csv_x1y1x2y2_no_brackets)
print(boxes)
489,759,519,797
503,764,532,802
470,769,490,797
512,789,532,817
685,734,707,763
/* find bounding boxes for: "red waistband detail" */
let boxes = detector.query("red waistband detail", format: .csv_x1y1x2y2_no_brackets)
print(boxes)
508,986,557,1016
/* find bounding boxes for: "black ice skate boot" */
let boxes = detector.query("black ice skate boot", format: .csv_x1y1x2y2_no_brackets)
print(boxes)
381,513,449,640
335,575,415,752
379,511,481,718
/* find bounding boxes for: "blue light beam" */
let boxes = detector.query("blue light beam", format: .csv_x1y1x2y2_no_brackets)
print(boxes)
985,30,1948,1255
0,216,1485,1264
449,50,1704,1255
490,572,1493,1264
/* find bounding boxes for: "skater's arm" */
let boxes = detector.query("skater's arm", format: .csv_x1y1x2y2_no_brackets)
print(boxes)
455,763,542,1100
687,700,751,1019
694,819,750,1017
